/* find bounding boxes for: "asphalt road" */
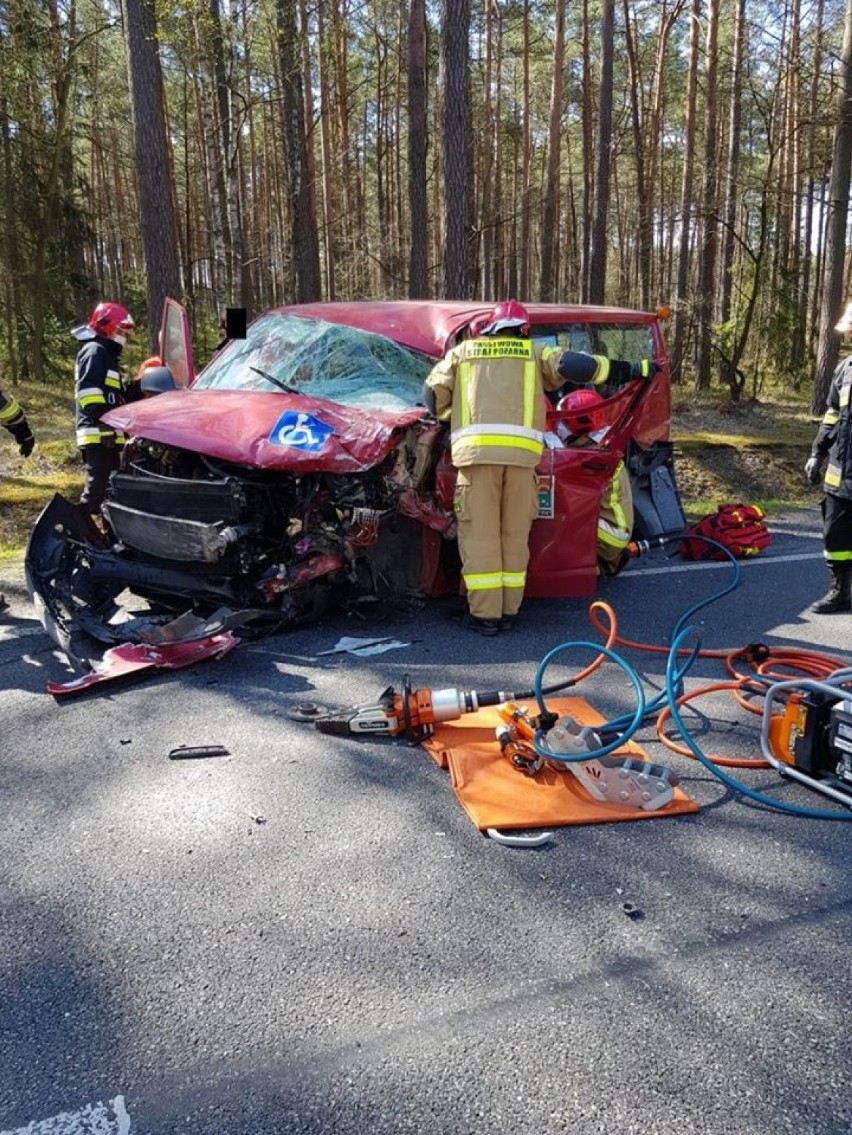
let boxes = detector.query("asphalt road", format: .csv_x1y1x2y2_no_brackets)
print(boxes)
2,506,851,1135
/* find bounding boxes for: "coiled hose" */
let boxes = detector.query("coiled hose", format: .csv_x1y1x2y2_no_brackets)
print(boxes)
528,534,852,819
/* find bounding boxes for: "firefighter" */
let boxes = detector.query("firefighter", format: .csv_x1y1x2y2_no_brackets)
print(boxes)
804,302,852,614
71,301,141,517
423,300,565,634
558,388,634,576
0,384,35,457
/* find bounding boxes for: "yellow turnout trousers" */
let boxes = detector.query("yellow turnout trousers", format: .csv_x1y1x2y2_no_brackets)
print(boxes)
596,460,634,574
454,464,540,619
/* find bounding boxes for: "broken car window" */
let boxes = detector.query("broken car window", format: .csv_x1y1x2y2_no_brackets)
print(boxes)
193,313,433,411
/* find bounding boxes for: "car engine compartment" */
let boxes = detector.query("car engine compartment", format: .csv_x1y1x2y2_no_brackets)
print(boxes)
26,420,458,667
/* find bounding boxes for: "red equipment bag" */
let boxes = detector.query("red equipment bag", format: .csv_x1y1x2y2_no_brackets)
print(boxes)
678,503,772,561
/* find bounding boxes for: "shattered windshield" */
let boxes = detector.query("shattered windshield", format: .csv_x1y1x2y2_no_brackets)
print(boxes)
194,313,434,411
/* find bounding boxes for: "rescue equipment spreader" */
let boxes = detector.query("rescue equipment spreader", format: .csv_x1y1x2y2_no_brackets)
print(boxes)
306,683,697,835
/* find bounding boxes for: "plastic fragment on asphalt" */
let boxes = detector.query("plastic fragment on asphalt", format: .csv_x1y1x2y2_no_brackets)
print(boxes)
169,745,230,760
46,633,240,696
317,636,411,656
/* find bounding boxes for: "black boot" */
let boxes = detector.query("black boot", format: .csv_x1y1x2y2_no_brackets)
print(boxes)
812,564,852,614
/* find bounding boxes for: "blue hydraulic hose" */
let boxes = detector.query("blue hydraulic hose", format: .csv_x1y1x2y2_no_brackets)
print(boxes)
602,534,741,735
664,626,852,820
531,641,646,762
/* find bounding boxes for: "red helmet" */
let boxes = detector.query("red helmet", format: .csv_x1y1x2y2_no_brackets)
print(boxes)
481,299,530,337
557,387,606,431
87,302,136,343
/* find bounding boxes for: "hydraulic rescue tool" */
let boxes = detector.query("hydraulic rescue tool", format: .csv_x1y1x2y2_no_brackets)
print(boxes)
307,677,679,813
307,676,544,741
496,701,678,811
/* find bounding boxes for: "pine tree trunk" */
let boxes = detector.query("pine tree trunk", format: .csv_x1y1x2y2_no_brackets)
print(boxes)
588,0,615,304
123,0,181,353
441,0,471,298
813,0,852,412
539,0,565,302
693,0,720,391
407,0,428,298
276,0,321,301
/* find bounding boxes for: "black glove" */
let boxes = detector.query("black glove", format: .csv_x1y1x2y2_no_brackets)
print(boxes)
124,378,144,403
10,420,35,457
630,359,662,382
805,456,822,486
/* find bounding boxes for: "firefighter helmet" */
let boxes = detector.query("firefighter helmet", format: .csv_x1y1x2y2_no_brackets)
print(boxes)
481,299,530,337
85,302,136,344
557,387,606,431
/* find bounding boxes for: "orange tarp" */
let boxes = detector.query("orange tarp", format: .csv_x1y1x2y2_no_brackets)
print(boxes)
421,696,699,831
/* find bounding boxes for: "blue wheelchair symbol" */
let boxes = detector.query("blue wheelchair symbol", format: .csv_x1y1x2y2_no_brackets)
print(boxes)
269,411,334,451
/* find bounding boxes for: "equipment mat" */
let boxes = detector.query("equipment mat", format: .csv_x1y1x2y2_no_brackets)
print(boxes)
421,696,699,830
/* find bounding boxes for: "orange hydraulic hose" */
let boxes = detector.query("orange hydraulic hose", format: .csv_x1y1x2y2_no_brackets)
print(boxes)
654,682,771,767
579,601,851,770
568,600,620,683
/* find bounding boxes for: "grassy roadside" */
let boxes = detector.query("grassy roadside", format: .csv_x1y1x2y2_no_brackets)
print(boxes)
1,381,82,561
0,378,824,564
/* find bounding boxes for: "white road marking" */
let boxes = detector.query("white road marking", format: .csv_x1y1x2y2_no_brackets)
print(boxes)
0,1095,130,1135
628,550,823,577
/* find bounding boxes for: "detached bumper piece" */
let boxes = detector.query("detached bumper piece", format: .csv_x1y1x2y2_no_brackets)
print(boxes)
25,493,125,665
46,632,239,697
25,495,254,692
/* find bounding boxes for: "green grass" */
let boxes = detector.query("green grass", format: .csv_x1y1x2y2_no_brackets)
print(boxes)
1,380,83,557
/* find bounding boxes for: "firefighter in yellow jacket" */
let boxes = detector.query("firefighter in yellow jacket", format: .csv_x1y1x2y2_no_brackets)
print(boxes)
423,300,565,635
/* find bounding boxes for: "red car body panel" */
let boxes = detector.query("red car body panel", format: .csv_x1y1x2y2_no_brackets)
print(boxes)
104,390,425,474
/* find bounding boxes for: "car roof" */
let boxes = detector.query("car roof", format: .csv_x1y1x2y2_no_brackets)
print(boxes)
271,301,659,358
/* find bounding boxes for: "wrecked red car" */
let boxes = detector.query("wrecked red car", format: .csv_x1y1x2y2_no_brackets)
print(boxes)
26,299,684,662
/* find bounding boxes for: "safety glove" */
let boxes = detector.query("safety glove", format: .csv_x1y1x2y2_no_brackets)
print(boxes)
10,418,35,457
630,359,662,381
804,456,823,486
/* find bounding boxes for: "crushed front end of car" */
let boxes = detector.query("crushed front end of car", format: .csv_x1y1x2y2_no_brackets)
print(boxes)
26,419,458,667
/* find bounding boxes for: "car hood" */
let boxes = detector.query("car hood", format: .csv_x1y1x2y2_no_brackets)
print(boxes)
103,389,427,472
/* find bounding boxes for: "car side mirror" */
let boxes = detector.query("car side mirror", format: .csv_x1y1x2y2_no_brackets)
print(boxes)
139,365,178,396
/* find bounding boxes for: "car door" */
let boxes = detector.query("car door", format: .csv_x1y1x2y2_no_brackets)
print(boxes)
158,298,196,388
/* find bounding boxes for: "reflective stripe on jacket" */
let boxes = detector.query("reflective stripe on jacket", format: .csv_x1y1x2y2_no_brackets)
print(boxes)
425,336,562,468
0,388,25,432
74,338,128,448
812,356,852,500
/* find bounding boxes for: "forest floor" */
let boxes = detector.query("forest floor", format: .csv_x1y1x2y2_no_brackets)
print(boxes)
0,379,823,566
670,392,820,515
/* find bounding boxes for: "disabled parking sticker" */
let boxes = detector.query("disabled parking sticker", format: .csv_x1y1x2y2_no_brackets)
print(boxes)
269,410,334,451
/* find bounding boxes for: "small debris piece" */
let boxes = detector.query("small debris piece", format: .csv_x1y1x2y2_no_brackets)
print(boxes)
169,744,230,760
622,902,645,922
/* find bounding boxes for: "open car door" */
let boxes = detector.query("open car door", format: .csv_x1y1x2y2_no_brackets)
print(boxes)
159,298,195,387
